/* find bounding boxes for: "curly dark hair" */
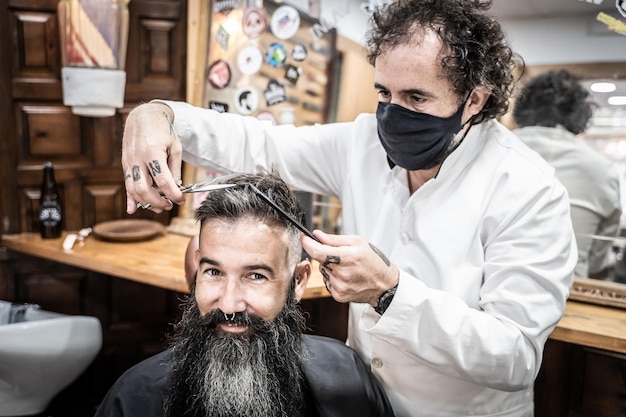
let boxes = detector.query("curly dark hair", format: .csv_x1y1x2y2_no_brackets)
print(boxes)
513,70,596,135
366,0,521,124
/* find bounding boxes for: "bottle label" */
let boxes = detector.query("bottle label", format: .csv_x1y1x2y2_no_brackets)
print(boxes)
39,205,62,226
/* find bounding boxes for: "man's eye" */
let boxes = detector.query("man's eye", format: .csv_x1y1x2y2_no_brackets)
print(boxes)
202,268,221,277
248,272,268,282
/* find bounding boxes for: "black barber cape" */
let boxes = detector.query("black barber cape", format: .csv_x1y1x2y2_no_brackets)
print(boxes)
94,334,395,417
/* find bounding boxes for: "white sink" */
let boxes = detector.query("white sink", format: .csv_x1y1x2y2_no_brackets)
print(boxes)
0,301,102,416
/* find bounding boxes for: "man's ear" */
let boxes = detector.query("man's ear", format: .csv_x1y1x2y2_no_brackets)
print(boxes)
293,259,311,302
465,85,491,119
186,235,200,290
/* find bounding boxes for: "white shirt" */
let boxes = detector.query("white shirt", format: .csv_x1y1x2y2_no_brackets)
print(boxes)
514,126,621,277
166,101,577,417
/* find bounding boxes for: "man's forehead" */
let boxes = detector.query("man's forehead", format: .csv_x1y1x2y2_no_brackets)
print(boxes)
199,217,291,261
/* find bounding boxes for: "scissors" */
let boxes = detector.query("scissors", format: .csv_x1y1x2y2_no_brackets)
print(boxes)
163,173,319,242
179,183,237,193
161,172,241,195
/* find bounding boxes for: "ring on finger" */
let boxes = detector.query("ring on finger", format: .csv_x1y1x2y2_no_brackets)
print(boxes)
137,202,152,210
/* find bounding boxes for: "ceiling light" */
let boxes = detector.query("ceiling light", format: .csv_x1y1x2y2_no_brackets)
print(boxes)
590,82,617,93
608,96,626,105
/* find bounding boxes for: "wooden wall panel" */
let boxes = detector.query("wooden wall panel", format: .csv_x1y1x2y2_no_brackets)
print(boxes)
3,0,187,236
125,0,186,100
18,186,47,232
84,184,127,226
10,10,58,79
143,20,176,76
19,104,81,158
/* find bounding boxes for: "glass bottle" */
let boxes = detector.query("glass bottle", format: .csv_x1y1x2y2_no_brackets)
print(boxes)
39,162,63,239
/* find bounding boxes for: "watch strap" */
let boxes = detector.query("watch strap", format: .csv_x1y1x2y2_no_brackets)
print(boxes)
374,283,398,315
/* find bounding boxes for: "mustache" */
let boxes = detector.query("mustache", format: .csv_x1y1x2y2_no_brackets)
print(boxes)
198,309,273,333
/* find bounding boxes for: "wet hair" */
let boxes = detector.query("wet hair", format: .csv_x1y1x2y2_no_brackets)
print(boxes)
513,69,596,135
194,171,306,267
366,0,521,124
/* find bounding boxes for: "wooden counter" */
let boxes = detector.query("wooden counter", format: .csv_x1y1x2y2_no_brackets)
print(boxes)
549,300,626,354
1,231,330,300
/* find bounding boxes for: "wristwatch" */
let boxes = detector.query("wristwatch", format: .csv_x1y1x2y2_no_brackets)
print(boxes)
374,283,398,315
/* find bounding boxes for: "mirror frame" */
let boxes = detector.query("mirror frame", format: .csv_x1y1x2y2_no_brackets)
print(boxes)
570,277,626,309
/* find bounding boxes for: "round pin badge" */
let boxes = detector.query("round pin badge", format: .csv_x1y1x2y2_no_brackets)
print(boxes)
256,110,278,126
265,42,288,68
292,43,308,62
270,5,300,40
237,45,263,75
234,86,259,115
207,60,231,89
242,7,267,39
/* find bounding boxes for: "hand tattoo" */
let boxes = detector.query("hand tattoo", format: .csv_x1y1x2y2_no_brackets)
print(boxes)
124,169,131,180
132,165,141,181
322,255,341,271
369,243,390,266
321,268,331,292
148,160,161,177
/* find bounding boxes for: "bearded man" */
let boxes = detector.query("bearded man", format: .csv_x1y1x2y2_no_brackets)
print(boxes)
94,172,394,417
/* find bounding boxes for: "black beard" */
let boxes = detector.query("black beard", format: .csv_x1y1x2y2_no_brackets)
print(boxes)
164,293,307,417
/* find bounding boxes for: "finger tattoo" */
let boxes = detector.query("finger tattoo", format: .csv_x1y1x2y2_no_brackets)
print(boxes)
321,268,331,292
124,169,131,180
148,160,161,177
369,243,390,266
322,255,341,271
132,165,141,181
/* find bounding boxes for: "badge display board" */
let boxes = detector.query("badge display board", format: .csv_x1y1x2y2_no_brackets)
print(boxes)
174,0,337,229
203,0,336,126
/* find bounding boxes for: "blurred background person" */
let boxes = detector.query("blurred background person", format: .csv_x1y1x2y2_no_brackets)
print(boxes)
513,69,622,280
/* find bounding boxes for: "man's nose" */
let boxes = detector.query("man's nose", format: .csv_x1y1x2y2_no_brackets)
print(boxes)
218,279,246,314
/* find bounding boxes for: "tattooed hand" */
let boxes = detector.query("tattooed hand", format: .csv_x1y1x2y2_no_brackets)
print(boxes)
301,230,399,305
122,102,185,214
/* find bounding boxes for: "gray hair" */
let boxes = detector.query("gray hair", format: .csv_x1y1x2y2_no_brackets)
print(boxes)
195,171,306,268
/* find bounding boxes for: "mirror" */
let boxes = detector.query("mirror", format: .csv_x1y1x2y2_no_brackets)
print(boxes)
506,62,626,309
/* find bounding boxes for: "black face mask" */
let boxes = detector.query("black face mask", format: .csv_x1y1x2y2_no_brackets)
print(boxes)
376,100,467,170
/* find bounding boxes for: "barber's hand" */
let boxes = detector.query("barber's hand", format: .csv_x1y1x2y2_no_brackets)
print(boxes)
301,230,399,306
122,102,185,214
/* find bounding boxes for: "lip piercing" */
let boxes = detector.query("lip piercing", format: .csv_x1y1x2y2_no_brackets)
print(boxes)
137,202,152,209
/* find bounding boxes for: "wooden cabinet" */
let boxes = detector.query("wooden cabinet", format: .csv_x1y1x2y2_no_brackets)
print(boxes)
1,0,188,236
535,339,626,417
